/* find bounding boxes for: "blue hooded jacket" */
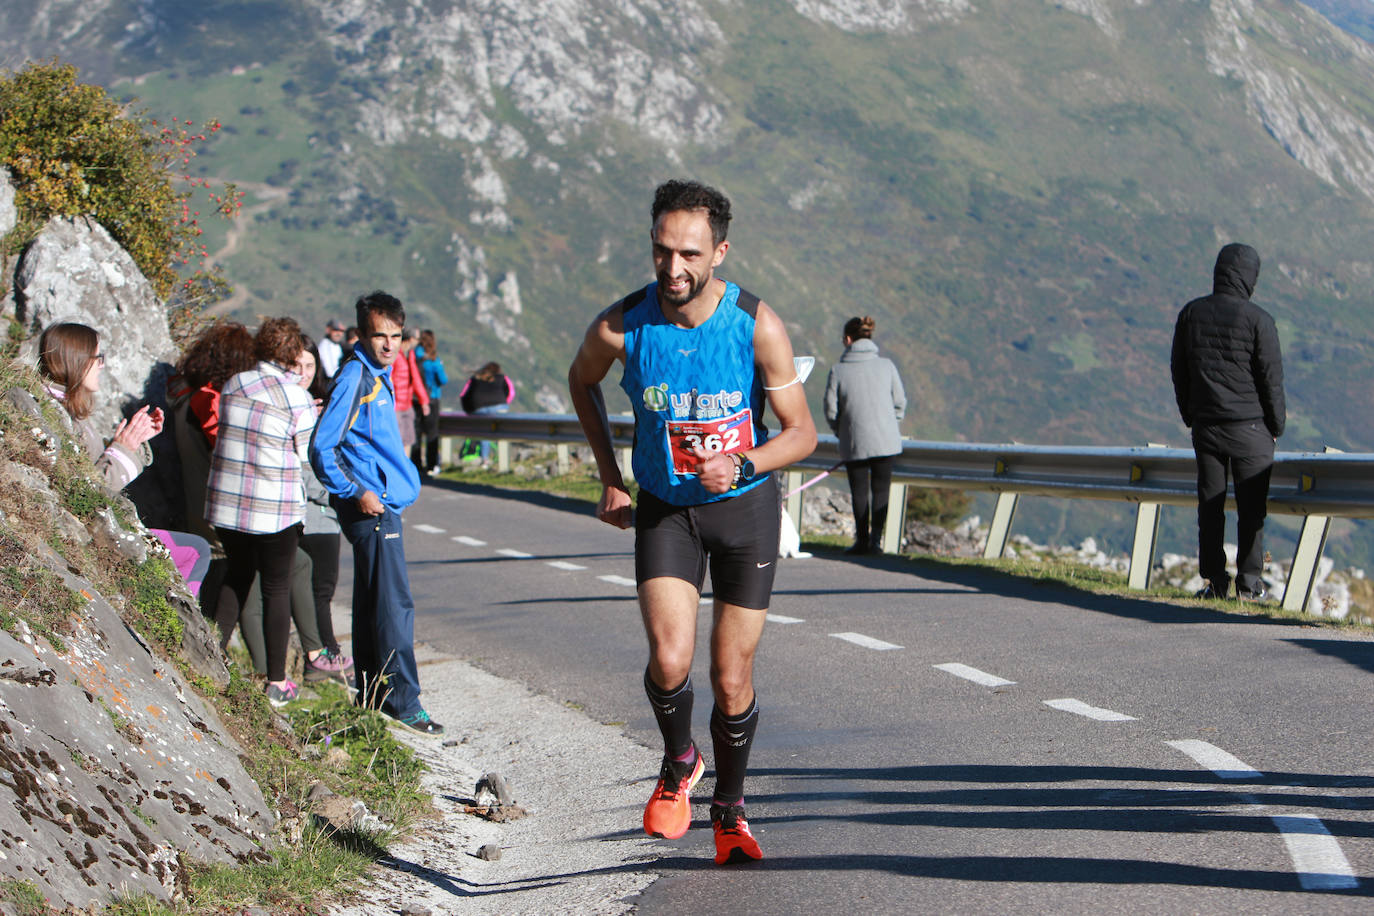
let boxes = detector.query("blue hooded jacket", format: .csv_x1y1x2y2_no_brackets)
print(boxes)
309,345,421,512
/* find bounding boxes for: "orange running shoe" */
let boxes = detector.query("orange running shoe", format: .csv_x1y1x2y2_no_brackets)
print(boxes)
643,747,705,839
711,802,763,865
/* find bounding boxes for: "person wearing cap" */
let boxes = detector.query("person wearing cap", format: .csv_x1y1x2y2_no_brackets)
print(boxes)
319,319,347,379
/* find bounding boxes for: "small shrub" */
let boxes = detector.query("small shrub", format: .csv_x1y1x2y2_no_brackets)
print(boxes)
57,474,106,519
0,878,48,916
120,555,184,650
0,60,239,303
906,486,972,528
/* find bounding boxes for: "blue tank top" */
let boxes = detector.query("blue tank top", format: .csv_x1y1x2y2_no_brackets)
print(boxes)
619,281,770,505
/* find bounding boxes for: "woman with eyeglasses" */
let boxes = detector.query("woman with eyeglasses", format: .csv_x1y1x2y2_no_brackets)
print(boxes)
38,322,163,489
37,321,212,594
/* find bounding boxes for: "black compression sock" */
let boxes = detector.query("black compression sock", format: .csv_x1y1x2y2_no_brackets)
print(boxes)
644,668,695,760
710,697,759,806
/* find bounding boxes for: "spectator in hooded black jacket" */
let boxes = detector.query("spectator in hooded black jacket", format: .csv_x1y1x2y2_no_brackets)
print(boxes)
1171,242,1285,601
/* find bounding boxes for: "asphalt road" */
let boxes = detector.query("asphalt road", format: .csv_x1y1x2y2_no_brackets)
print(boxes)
393,476,1374,914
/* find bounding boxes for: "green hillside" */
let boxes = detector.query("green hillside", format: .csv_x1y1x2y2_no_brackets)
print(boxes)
7,0,1374,563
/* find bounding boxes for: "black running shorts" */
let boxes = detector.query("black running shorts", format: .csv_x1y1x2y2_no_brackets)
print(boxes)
634,475,781,610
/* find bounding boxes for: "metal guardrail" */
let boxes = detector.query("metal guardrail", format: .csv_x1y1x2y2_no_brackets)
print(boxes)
437,412,1372,614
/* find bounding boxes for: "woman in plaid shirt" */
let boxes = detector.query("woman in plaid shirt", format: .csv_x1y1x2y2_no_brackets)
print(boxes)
205,317,317,707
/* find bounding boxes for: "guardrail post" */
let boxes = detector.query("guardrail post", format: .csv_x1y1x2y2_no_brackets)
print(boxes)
1282,446,1341,614
1127,443,1167,590
1128,502,1162,589
556,444,570,476
784,470,804,533
983,492,1018,559
1283,513,1331,613
497,440,511,472
879,483,906,554
440,435,453,469
620,447,635,483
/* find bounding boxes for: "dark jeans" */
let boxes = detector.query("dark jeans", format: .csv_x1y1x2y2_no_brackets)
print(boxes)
299,532,342,654
846,455,896,549
336,500,423,719
412,397,441,471
1193,421,1275,594
214,524,302,683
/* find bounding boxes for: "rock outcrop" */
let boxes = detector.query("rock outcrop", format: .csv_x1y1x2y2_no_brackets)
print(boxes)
13,215,184,527
0,205,274,908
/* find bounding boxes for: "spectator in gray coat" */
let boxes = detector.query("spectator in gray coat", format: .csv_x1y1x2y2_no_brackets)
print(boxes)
824,316,907,554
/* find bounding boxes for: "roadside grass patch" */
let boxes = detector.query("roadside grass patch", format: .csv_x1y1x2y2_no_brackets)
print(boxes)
284,681,428,831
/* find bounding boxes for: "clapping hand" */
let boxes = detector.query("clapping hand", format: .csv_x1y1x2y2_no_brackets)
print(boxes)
112,406,163,451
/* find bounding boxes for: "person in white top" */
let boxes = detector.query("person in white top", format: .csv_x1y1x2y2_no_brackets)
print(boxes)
318,318,346,379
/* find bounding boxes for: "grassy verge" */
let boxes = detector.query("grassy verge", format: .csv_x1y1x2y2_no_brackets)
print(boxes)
440,447,1373,631
108,679,430,915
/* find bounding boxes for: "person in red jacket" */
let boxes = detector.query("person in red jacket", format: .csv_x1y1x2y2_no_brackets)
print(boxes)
392,328,431,454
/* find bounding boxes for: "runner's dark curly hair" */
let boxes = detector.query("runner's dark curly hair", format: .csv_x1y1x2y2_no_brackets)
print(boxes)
651,179,732,247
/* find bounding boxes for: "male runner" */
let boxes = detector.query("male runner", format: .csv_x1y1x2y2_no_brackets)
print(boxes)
568,180,817,864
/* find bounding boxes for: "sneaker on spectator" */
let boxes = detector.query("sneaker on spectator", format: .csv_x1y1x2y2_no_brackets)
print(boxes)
393,709,445,736
266,680,299,708
304,648,355,683
1194,581,1226,600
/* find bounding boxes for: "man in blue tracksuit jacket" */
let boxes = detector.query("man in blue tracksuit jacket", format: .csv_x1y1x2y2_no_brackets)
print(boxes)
310,290,443,736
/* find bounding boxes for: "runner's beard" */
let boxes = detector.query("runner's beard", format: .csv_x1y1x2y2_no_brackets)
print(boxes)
657,270,709,307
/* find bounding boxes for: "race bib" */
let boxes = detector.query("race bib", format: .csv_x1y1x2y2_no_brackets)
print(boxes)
666,408,757,475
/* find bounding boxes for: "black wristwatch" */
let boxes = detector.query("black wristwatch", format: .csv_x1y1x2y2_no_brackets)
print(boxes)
730,452,756,489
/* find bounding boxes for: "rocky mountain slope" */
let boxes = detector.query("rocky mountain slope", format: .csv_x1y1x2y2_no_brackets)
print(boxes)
5,0,1374,558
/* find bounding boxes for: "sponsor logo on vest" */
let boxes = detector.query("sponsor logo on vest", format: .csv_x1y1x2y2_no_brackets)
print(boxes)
643,383,670,412
669,388,745,419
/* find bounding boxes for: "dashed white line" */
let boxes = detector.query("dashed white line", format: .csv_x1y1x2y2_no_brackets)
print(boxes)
766,614,805,624
1043,698,1136,722
496,548,534,559
1271,816,1359,890
599,575,638,588
412,524,446,534
452,536,487,547
830,632,902,651
1165,740,1263,780
934,663,1015,688
546,561,586,571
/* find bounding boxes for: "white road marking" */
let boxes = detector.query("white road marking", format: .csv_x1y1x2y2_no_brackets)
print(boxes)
1271,816,1359,890
496,548,534,559
1165,740,1263,780
934,663,1015,688
830,632,902,651
766,614,805,624
1043,698,1136,722
452,536,487,547
599,575,638,588
411,524,446,534
546,561,586,571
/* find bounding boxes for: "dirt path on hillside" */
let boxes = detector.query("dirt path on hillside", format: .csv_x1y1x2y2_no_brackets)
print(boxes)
202,181,289,318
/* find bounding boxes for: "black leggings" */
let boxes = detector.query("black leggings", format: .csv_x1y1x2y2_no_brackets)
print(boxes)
412,396,441,470
215,524,301,682
846,456,896,548
299,532,342,654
